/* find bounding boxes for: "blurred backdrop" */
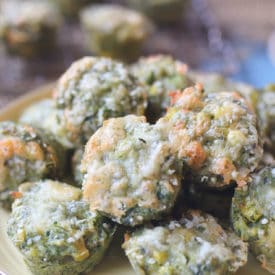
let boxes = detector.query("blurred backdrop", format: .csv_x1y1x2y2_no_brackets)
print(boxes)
0,0,274,108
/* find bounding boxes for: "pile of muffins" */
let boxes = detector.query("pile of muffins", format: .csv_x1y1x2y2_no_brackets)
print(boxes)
0,54,274,274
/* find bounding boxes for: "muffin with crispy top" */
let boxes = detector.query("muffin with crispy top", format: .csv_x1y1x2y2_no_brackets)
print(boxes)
0,121,65,209
157,84,262,189
82,115,182,226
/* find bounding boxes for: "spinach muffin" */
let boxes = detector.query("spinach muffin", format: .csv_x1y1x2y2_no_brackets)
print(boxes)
123,210,248,275
80,5,153,62
157,84,262,189
126,0,188,24
131,55,193,122
7,180,116,275
0,0,61,57
19,99,74,149
72,147,84,187
231,166,275,273
53,57,147,148
19,99,54,128
257,84,275,156
50,0,96,18
0,121,65,209
82,115,182,226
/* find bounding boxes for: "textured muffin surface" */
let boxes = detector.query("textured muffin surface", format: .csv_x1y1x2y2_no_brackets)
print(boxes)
157,84,262,188
82,115,182,226
0,121,64,208
123,210,248,275
7,180,116,275
231,166,275,273
53,57,147,147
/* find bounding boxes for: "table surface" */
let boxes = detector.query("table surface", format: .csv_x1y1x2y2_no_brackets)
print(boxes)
0,0,274,108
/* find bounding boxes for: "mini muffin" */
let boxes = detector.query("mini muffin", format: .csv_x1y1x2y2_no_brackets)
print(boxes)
0,0,61,57
7,180,116,275
131,55,193,122
50,0,96,18
19,99,73,149
19,99,54,128
257,84,275,155
82,115,182,226
53,57,147,148
0,121,65,209
72,147,84,187
231,166,275,273
123,210,248,275
187,71,259,111
126,0,188,24
80,5,153,62
157,84,262,189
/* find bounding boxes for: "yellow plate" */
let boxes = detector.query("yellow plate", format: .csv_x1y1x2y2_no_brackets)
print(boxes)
0,84,269,275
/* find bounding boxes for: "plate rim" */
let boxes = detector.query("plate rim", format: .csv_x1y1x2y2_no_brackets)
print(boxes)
0,83,54,120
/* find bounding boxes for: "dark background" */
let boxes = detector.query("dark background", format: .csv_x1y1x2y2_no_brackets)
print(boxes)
0,0,274,108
